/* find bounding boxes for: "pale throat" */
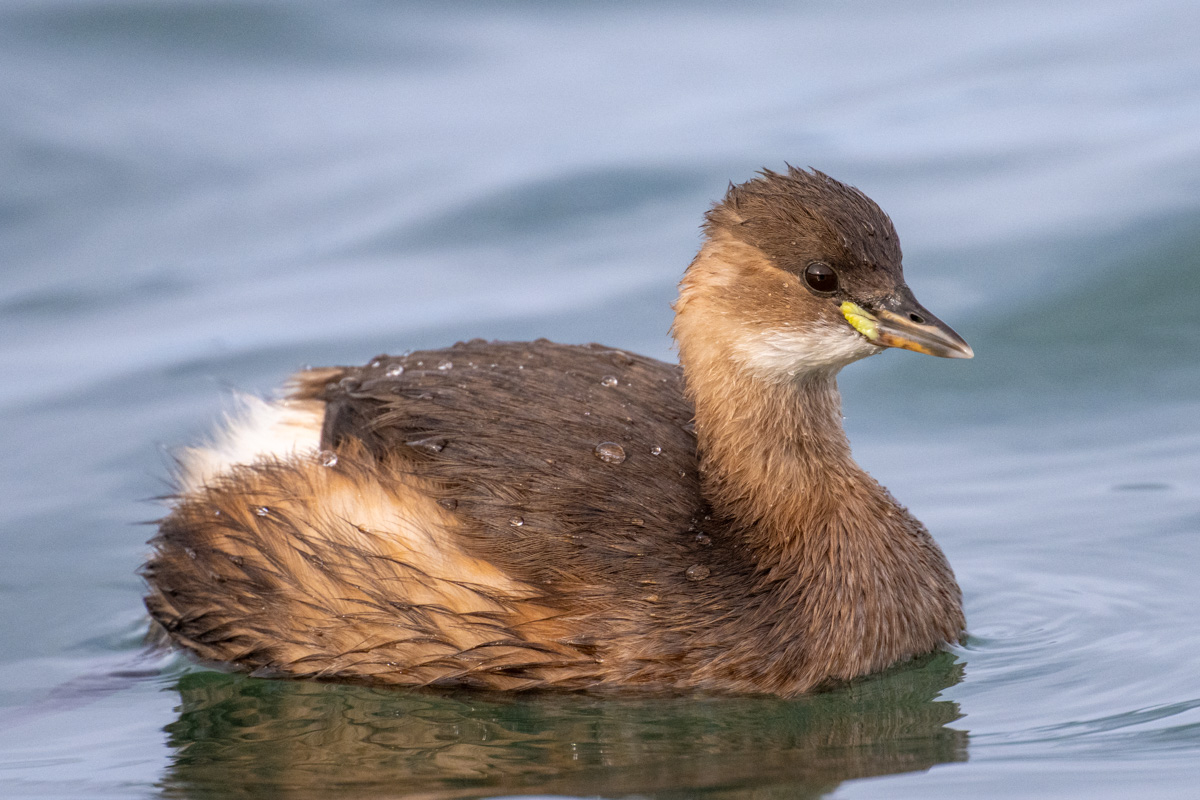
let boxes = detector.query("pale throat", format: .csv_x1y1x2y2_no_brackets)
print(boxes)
731,323,880,383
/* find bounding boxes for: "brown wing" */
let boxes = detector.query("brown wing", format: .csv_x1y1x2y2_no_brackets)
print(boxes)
292,339,722,596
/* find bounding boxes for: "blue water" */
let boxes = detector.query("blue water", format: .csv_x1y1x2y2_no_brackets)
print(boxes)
2,1,1200,797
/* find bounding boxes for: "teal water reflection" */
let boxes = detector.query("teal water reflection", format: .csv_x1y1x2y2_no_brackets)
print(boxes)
161,653,965,799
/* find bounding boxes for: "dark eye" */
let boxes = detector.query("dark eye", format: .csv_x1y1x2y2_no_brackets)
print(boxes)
803,262,838,293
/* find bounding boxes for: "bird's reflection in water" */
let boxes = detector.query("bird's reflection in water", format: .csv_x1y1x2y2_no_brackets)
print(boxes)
160,652,967,799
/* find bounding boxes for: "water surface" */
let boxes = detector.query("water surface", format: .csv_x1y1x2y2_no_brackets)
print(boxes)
2,1,1199,798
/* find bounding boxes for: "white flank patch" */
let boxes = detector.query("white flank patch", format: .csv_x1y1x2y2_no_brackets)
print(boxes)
733,323,881,381
177,394,323,495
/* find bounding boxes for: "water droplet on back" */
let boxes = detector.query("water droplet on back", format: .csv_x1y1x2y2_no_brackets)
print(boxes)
318,449,338,467
437,361,453,371
386,365,404,377
255,506,270,517
594,442,626,464
694,532,711,546
686,564,710,581
600,375,618,387
649,446,663,456
407,435,447,453
509,516,525,527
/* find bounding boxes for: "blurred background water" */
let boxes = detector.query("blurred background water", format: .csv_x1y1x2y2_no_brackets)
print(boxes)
2,1,1199,797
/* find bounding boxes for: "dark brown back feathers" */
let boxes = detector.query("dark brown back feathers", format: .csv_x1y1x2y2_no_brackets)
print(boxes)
296,338,739,595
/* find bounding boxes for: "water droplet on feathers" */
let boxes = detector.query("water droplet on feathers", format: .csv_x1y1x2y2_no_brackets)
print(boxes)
437,361,453,371
385,365,404,377
650,446,662,456
694,533,711,546
600,375,618,387
686,564,710,581
509,517,525,527
438,498,458,510
255,506,270,516
407,436,447,453
318,450,338,467
594,442,626,464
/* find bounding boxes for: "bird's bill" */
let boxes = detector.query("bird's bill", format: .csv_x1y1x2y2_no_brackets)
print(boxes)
841,299,974,359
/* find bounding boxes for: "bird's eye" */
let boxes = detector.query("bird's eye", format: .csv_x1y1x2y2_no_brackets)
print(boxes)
803,262,838,293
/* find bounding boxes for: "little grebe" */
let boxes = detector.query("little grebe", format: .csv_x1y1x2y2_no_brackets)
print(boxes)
144,167,973,696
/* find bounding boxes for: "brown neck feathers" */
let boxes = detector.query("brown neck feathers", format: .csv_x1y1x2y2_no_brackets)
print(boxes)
672,238,963,688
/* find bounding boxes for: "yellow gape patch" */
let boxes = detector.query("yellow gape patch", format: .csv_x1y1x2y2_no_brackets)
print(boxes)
840,301,880,341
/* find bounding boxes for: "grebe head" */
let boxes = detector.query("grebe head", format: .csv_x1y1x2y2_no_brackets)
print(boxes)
677,167,972,382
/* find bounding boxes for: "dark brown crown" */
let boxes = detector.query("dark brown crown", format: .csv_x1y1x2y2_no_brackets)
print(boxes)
706,167,903,280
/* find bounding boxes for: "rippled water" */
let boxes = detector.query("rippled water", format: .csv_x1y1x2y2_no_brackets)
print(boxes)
3,1,1199,798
